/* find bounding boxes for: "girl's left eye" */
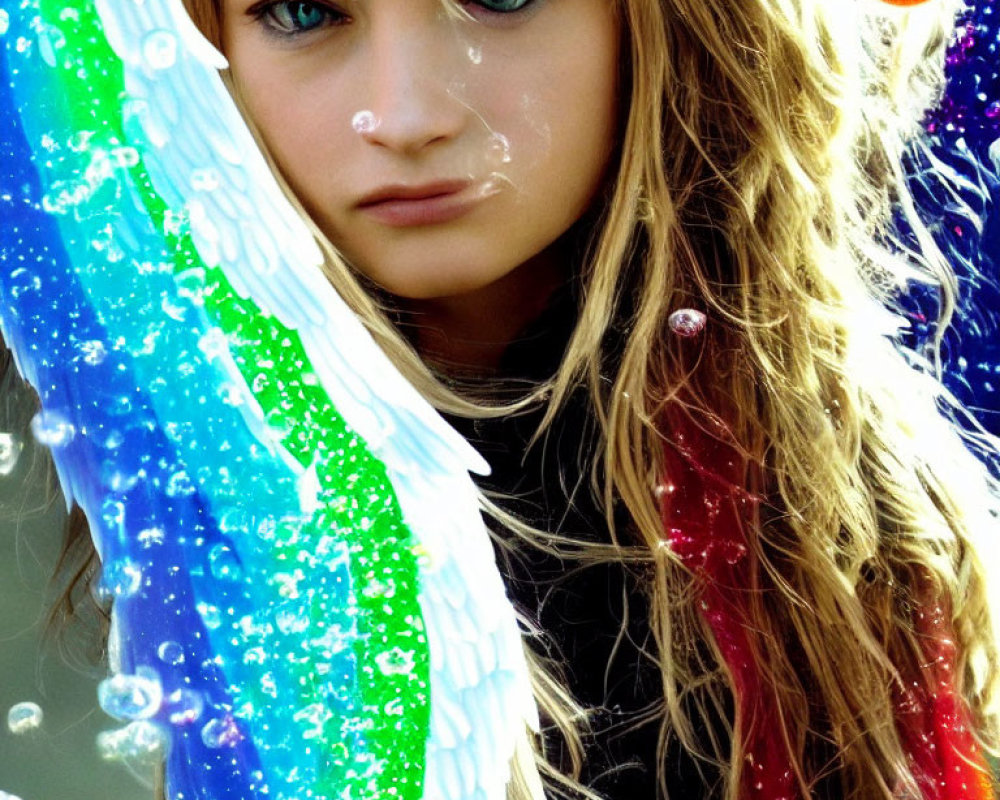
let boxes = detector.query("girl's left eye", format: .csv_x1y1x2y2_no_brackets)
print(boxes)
253,1,346,35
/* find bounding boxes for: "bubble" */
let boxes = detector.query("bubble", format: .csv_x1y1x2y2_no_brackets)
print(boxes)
264,408,294,440
7,702,43,734
201,714,243,748
111,146,140,168
197,602,223,630
101,459,140,493
722,541,748,566
8,268,41,297
374,647,416,676
256,517,278,541
0,10,9,36
97,721,167,764
476,173,506,200
100,558,143,599
30,410,75,448
668,308,707,337
219,506,250,534
79,339,108,365
197,328,228,361
275,608,309,635
351,110,381,135
166,470,196,497
486,132,512,165
208,544,242,582
98,669,163,722
157,641,185,666
384,698,404,716
137,527,166,548
165,689,204,726
0,433,23,476
142,30,178,70
217,382,245,407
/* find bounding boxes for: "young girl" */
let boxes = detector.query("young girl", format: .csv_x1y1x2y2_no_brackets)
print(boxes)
30,0,1000,798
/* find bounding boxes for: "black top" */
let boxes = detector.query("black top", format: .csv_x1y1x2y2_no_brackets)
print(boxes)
440,288,723,799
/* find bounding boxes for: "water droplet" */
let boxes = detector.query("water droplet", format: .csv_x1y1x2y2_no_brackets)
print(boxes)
166,470,196,497
98,668,163,721
256,517,277,541
723,541,748,566
208,544,242,582
351,110,380,135
111,146,140,168
41,181,86,214
374,647,416,676
80,339,108,366
486,132,512,164
142,30,178,69
218,506,249,534
100,558,143,598
137,527,165,548
467,45,482,64
264,408,294,440
157,641,185,666
384,698,404,716
97,721,167,764
7,701,43,734
165,689,204,726
216,382,244,407
668,308,707,337
0,433,23,476
8,267,41,298
275,608,309,635
197,602,222,630
30,410,75,447
201,714,243,748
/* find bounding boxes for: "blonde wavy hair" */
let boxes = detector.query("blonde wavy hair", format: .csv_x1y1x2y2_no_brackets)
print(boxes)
76,0,999,798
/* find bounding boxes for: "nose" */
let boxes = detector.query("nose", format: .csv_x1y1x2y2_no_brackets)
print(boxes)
357,20,468,155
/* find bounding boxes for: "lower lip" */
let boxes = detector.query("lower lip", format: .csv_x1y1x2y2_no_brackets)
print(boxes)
358,189,480,227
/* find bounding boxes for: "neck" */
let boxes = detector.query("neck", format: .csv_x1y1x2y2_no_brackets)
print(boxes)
401,245,569,374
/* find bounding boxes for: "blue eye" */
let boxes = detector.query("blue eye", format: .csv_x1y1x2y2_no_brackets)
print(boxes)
257,1,344,35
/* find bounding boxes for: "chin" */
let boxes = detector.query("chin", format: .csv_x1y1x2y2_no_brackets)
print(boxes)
352,259,510,303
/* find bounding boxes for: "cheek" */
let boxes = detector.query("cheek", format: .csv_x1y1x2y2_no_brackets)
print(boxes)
490,27,619,216
232,63,352,193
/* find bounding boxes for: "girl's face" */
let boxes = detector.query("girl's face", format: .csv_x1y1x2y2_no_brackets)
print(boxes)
222,0,620,301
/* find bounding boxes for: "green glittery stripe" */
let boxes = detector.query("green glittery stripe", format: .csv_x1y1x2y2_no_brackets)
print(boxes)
35,2,431,798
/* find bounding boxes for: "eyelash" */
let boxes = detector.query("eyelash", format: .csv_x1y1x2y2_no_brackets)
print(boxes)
249,0,537,38
249,1,346,37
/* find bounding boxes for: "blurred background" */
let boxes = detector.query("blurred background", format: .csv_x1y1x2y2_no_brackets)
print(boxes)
0,373,148,800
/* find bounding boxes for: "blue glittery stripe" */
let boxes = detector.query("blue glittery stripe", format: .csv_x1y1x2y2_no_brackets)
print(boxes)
0,31,270,800
0,8,358,798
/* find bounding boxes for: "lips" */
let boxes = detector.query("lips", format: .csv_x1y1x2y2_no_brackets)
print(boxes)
356,180,481,227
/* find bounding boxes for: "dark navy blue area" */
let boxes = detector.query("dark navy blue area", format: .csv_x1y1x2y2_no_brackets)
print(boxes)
899,0,1000,458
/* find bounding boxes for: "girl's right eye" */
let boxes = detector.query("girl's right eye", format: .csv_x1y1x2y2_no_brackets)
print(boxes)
252,1,347,36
